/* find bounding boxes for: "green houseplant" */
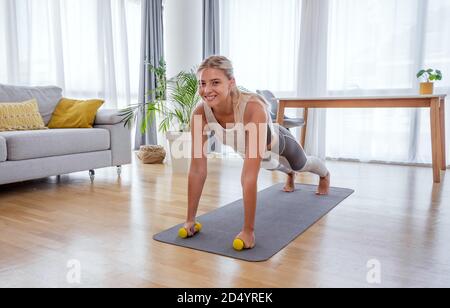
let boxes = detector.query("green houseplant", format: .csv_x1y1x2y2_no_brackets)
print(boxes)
161,69,201,133
120,61,200,134
120,59,167,133
417,69,442,95
120,61,201,172
163,69,201,173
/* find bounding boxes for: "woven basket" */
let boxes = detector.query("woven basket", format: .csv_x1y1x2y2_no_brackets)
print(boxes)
137,145,166,164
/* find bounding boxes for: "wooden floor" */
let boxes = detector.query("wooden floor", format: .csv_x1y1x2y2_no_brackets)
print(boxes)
0,156,449,288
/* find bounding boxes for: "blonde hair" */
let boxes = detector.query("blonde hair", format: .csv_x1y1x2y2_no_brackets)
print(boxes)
197,56,241,103
197,56,271,112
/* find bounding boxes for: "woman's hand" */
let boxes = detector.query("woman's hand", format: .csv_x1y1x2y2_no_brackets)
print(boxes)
183,221,197,237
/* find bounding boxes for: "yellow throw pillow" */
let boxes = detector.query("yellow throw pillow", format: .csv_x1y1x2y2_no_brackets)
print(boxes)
48,98,104,129
0,99,46,132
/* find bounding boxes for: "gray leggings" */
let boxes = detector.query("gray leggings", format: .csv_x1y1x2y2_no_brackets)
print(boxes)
264,125,328,177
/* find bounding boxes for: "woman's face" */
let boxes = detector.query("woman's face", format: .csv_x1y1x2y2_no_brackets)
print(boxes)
198,68,236,108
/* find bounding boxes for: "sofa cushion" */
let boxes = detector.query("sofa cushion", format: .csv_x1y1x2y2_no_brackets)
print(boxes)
0,136,6,162
0,84,63,125
48,98,104,129
0,99,47,131
0,129,110,161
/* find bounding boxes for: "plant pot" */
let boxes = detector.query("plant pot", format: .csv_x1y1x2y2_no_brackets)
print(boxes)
166,131,191,173
419,82,434,95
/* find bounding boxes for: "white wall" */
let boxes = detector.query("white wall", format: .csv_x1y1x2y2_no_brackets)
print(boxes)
164,0,203,78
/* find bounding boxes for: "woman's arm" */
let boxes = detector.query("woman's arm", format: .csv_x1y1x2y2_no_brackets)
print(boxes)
186,104,209,224
241,101,269,232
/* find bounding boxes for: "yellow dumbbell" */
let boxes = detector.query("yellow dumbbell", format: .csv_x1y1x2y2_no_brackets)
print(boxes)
233,238,255,251
178,222,202,239
233,238,245,251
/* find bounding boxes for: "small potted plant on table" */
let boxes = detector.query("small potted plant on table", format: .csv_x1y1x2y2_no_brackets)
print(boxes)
417,68,443,95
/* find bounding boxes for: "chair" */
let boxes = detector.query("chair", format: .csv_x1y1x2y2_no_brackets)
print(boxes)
256,90,305,130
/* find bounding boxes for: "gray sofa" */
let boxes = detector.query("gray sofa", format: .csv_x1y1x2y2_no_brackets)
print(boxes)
0,84,131,185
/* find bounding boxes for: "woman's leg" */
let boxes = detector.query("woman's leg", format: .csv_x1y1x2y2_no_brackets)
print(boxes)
264,126,330,194
297,156,330,195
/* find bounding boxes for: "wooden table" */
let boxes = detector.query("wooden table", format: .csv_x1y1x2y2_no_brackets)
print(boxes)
276,95,447,183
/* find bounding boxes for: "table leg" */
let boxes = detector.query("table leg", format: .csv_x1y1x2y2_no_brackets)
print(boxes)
276,102,286,126
430,99,441,183
301,108,309,149
439,98,446,170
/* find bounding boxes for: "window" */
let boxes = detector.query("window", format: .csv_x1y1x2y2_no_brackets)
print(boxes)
220,0,301,96
326,0,450,164
0,0,142,109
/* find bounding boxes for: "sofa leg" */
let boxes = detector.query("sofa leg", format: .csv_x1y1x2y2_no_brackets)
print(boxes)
89,170,95,182
117,166,122,177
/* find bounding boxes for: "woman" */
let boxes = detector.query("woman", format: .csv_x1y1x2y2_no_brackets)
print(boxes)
182,56,330,250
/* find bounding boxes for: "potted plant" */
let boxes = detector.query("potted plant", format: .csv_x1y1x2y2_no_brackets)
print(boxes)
417,69,442,95
162,69,201,173
120,62,201,173
120,58,167,134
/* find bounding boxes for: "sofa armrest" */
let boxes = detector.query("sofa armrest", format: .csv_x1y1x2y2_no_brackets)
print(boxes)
95,109,125,125
94,122,131,166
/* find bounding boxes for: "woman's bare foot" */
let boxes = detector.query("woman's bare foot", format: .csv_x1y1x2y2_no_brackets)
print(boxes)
283,172,296,192
316,172,331,195
235,231,255,249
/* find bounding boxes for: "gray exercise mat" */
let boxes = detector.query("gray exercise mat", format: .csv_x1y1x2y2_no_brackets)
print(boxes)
153,183,354,262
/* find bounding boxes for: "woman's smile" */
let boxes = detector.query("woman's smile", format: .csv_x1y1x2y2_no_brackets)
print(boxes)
204,95,218,102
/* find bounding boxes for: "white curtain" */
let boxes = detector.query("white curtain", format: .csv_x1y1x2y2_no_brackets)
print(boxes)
0,0,142,109
220,0,301,97
297,0,329,159
218,0,301,156
220,0,450,166
326,0,450,165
